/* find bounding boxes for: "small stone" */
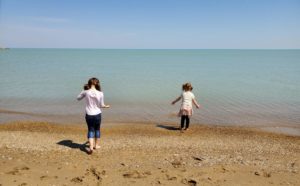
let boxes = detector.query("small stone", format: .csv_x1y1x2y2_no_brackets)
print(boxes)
291,162,295,167
40,175,48,180
263,172,271,178
221,167,227,173
254,172,260,176
181,178,188,184
171,160,182,168
188,179,197,186
192,156,203,161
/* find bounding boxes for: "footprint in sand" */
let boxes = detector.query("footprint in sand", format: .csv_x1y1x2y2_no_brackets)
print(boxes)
166,174,177,181
123,170,151,179
6,169,20,175
6,166,30,176
85,167,105,181
40,175,49,180
20,166,30,170
70,176,84,183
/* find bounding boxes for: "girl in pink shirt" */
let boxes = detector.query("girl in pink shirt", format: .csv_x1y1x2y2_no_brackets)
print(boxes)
172,83,200,132
77,77,110,154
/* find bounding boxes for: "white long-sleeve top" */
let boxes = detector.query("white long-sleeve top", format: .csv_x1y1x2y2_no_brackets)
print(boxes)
77,89,105,115
181,91,195,108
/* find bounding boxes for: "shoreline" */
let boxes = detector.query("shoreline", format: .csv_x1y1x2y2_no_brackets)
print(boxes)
1,120,300,139
0,121,299,185
1,108,300,137
1,115,300,137
1,105,300,135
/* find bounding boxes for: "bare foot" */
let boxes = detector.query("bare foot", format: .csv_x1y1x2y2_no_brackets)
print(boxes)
94,145,101,150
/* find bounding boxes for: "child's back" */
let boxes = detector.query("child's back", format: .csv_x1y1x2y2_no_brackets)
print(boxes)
181,91,195,108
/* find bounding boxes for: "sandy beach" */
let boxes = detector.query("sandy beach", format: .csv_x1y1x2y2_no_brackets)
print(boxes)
0,121,299,186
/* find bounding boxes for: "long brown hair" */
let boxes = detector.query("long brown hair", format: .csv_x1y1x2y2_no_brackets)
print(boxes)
83,77,101,91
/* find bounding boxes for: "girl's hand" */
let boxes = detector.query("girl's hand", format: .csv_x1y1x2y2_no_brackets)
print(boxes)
172,96,181,105
196,104,200,109
104,105,110,108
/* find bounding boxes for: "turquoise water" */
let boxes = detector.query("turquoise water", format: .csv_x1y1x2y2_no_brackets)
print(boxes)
0,49,300,128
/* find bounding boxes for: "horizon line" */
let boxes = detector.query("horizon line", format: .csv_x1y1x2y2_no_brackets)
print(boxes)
2,47,300,50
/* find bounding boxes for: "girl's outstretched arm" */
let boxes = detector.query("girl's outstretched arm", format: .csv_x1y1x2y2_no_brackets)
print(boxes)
192,99,200,109
101,105,110,108
77,91,86,101
172,96,181,105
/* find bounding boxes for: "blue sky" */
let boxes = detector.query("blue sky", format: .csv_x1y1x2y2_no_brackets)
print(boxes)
0,0,299,48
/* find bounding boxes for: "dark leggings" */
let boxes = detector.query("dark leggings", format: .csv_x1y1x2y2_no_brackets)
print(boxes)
181,115,190,129
85,113,101,138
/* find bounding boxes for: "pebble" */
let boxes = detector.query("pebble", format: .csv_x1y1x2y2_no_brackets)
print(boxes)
171,160,182,168
188,179,197,186
263,172,271,177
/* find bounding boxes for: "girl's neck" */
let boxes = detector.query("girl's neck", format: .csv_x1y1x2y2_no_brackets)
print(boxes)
90,85,96,90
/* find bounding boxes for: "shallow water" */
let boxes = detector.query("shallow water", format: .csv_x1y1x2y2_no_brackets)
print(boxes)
1,49,300,130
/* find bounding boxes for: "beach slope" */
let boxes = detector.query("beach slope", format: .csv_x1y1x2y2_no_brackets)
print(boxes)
0,122,299,185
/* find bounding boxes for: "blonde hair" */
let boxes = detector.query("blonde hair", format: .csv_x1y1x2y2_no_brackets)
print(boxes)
182,83,193,91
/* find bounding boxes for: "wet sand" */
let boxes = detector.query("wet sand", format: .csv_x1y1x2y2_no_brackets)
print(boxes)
0,121,299,185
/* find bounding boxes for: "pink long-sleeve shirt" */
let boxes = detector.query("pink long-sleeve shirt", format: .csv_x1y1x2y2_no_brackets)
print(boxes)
77,89,105,115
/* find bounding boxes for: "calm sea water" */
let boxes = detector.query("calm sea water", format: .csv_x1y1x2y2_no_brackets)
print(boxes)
1,49,300,129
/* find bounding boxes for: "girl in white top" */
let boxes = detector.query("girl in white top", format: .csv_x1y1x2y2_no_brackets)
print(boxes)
172,83,200,132
77,77,110,154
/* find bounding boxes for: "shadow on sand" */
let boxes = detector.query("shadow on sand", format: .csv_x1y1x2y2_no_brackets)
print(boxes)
156,124,180,131
57,140,89,154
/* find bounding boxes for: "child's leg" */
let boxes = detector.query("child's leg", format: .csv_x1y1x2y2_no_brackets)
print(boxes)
180,116,186,129
88,129,95,150
88,138,94,150
86,114,96,152
185,116,190,129
94,114,101,149
94,129,100,149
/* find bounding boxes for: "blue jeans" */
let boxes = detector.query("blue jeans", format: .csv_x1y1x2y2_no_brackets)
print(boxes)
85,113,101,138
